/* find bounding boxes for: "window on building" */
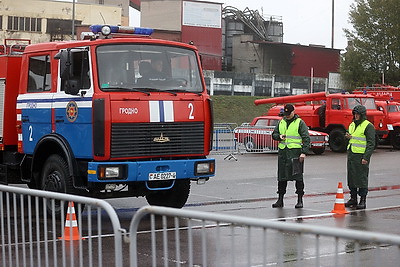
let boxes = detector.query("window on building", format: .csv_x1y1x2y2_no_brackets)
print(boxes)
7,16,41,32
0,16,3,30
47,19,73,35
28,55,51,92
99,0,104,4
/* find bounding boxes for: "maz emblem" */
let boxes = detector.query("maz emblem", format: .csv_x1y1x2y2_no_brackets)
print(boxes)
153,133,170,143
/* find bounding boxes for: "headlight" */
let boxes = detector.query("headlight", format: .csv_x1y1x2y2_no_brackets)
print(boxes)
98,165,126,180
195,161,215,175
105,167,119,178
325,135,329,141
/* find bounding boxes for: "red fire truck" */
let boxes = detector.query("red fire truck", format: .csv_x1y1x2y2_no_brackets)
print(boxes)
375,100,400,149
255,92,387,152
353,84,400,102
0,25,215,211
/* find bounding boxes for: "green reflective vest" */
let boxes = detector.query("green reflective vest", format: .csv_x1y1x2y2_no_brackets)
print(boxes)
278,118,302,149
347,120,371,153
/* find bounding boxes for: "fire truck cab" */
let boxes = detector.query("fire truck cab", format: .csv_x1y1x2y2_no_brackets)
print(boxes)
0,25,215,211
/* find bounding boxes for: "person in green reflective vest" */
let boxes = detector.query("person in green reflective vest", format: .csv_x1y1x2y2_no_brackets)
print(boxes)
272,104,310,208
344,105,375,209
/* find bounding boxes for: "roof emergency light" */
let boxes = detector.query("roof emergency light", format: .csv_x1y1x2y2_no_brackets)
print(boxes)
89,25,154,37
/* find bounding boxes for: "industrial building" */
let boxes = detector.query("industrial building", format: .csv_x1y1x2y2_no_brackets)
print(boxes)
134,0,340,79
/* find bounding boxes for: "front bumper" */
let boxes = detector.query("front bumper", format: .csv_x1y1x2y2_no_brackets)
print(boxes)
87,158,215,183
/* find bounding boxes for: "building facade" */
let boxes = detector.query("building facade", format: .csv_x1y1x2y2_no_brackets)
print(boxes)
140,0,223,71
232,33,341,79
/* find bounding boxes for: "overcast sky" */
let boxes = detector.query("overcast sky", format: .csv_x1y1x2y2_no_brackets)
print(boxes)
130,0,355,50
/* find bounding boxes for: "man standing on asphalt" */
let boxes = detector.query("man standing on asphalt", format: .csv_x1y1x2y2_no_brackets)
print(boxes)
271,104,310,208
344,105,375,209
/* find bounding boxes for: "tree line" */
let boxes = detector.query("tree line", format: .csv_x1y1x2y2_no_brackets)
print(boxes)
341,0,400,89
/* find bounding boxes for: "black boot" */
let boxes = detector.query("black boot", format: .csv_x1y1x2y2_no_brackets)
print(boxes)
356,196,366,209
295,195,303,209
272,194,284,208
345,195,358,208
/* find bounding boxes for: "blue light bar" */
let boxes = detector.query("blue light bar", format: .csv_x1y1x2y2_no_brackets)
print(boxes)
90,25,154,36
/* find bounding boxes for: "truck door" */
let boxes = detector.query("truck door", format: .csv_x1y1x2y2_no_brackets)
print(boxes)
326,97,349,126
18,54,53,154
54,48,93,159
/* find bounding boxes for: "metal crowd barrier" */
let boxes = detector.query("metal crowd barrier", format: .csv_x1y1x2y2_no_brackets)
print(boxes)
0,184,125,267
212,123,239,160
130,205,400,267
234,125,279,153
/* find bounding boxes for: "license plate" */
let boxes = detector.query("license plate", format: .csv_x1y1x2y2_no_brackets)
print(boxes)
149,172,177,180
313,143,324,147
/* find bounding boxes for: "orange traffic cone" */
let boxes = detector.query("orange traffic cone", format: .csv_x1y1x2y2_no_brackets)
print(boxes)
59,201,82,241
331,182,349,214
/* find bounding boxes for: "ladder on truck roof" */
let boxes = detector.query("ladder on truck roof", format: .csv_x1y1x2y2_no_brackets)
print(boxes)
0,39,30,56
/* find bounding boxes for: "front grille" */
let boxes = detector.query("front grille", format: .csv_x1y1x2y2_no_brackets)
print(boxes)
111,122,204,158
310,135,325,142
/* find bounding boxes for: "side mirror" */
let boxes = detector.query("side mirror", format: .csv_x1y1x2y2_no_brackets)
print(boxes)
57,49,81,95
65,78,81,95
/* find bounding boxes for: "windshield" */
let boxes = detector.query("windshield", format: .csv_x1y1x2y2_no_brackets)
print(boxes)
388,104,400,112
346,98,376,109
96,44,203,93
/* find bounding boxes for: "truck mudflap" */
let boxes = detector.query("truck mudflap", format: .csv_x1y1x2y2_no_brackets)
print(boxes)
87,158,215,183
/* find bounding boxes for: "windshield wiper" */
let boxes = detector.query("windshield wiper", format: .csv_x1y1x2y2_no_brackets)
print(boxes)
144,88,177,96
103,86,151,96
167,89,202,96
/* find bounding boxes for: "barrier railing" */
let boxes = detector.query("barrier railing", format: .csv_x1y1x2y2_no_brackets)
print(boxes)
234,125,279,153
129,205,400,267
0,184,125,267
212,123,239,160
2,185,400,266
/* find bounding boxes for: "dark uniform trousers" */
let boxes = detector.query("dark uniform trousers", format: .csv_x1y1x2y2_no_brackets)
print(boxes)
277,180,304,196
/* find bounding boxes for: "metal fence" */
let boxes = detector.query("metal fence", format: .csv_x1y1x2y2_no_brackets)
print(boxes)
211,123,278,160
130,205,400,267
214,124,329,156
212,123,239,160
2,185,400,266
233,125,279,154
0,184,125,267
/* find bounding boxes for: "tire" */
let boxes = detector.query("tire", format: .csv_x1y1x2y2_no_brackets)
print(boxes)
41,154,75,216
390,128,400,150
329,128,348,152
244,137,256,152
311,147,325,155
145,179,191,208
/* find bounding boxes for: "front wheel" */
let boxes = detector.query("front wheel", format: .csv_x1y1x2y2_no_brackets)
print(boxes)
329,128,348,152
41,155,74,216
244,137,256,152
390,128,400,150
145,180,191,208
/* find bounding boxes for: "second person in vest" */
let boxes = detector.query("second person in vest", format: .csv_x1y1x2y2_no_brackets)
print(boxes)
344,105,375,209
271,104,310,208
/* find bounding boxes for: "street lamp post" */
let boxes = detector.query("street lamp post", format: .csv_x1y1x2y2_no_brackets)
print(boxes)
331,0,334,48
72,0,76,40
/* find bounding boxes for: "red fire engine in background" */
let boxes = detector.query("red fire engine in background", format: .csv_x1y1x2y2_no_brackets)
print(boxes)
353,85,400,149
353,84,400,102
0,25,215,211
255,92,388,152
